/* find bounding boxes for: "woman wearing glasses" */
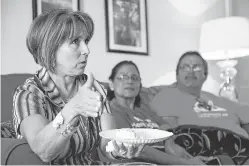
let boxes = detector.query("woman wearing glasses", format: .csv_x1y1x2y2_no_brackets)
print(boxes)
150,51,249,165
105,60,210,165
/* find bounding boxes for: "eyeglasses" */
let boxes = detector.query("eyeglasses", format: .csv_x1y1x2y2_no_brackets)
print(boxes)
179,65,203,72
116,74,141,82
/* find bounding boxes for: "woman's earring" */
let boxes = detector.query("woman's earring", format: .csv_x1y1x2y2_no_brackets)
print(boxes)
52,61,56,68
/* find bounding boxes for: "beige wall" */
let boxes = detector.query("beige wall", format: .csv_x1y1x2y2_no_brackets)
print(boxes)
1,0,249,104
232,0,249,104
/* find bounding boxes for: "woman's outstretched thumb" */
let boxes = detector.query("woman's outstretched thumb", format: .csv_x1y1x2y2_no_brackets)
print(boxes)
84,72,95,89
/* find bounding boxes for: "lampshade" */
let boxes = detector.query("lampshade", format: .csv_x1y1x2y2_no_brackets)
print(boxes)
199,16,249,60
168,0,218,17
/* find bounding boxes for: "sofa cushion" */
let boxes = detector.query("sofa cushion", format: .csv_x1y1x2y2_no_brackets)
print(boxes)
1,121,16,138
1,138,47,165
1,74,33,122
140,85,167,104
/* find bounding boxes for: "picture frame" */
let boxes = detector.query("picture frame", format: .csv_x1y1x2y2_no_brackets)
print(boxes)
32,0,79,19
105,0,149,55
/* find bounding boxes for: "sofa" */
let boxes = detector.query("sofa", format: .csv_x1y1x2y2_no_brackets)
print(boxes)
1,73,49,165
1,73,238,165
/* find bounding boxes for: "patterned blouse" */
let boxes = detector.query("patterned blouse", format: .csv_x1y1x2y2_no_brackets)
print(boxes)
12,67,109,165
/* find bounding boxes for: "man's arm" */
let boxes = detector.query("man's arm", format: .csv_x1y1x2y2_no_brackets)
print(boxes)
138,145,195,165
236,103,249,135
242,123,249,135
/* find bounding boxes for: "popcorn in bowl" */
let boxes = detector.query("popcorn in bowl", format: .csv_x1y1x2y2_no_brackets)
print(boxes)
115,128,138,139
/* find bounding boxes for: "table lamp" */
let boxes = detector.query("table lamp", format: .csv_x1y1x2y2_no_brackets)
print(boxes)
199,0,249,102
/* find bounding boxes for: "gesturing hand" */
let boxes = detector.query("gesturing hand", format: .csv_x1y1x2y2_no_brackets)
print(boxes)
66,72,103,118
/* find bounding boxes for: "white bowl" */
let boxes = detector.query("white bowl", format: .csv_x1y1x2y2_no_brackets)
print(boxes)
99,128,173,145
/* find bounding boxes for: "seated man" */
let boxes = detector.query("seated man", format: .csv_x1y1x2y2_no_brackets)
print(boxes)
150,51,249,165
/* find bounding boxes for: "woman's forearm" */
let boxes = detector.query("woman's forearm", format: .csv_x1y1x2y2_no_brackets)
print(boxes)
138,145,189,165
27,120,73,162
99,113,117,158
21,110,79,162
242,123,249,135
100,113,117,131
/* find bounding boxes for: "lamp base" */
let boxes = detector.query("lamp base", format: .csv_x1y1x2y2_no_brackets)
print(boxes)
216,59,239,102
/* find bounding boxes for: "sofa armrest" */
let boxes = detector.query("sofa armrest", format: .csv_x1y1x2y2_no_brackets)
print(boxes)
1,138,47,165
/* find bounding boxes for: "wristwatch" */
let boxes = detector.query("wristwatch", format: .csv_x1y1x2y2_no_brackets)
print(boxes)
52,112,64,130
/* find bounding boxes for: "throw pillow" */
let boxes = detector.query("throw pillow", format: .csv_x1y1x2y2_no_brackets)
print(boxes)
1,121,16,138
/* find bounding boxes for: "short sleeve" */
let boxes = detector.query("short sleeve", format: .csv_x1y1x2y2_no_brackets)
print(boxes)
12,84,46,136
215,96,249,126
236,104,249,125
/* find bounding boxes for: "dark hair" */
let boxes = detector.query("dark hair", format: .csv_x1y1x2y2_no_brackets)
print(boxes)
176,51,208,76
107,60,141,107
26,9,94,73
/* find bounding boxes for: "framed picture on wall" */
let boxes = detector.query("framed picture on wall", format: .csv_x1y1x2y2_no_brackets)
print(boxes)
105,0,149,55
32,0,79,19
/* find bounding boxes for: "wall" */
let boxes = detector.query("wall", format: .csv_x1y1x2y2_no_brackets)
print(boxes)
83,0,226,86
229,0,249,104
1,0,40,73
1,0,249,104
0,0,1,71
1,0,225,83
